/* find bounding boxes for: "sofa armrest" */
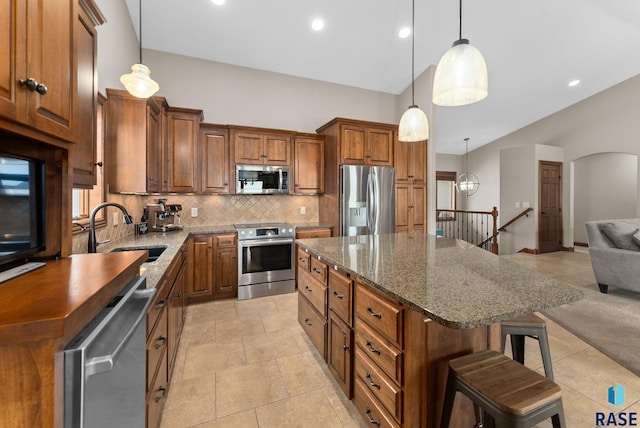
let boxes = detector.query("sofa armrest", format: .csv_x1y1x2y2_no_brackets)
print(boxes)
588,246,640,292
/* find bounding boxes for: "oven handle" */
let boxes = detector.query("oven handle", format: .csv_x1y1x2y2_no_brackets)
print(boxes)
239,238,294,247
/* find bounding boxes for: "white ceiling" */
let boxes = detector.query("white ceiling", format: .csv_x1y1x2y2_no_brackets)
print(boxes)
127,0,640,154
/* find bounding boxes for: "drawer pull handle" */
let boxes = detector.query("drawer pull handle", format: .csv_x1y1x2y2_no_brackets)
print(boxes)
155,300,166,309
305,286,312,292
312,267,321,274
365,372,380,389
342,345,349,351
365,408,381,426
365,340,381,355
304,318,312,326
299,257,306,262
154,386,167,403
367,307,382,319
154,336,166,349
333,291,344,299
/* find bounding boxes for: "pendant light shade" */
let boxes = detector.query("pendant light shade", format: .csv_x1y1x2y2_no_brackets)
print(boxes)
456,138,480,196
120,64,159,98
398,0,429,142
432,0,487,107
120,0,159,98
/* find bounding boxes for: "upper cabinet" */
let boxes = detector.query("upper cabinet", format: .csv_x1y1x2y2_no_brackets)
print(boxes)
0,0,103,147
232,128,292,166
165,107,203,193
200,124,230,194
395,139,426,183
317,118,394,167
105,88,164,193
293,135,325,195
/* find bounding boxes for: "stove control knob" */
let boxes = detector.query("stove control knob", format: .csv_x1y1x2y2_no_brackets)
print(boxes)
239,230,245,236
249,231,254,236
281,228,286,233
288,228,294,233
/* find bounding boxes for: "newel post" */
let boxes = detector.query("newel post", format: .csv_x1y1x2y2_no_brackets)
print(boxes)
491,207,499,255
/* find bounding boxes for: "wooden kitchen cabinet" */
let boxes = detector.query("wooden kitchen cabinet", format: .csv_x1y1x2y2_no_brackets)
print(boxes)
293,135,325,194
321,119,394,167
167,244,187,378
232,128,292,166
200,124,230,194
327,267,355,398
213,234,238,299
186,234,214,302
395,139,426,183
105,88,164,193
295,227,333,239
395,183,426,233
165,106,203,193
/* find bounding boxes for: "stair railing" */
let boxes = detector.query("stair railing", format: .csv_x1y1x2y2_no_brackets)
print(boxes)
436,207,499,254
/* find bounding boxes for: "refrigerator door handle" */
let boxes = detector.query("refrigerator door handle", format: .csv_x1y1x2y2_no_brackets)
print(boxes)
366,172,374,234
371,170,378,233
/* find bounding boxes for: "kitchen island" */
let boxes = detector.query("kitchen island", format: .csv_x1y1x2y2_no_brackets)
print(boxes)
296,232,582,428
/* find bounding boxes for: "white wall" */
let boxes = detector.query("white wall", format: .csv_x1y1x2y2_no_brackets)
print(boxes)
574,152,639,243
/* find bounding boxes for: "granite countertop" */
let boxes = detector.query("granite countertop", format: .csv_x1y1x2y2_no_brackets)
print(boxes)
296,232,583,329
95,222,331,289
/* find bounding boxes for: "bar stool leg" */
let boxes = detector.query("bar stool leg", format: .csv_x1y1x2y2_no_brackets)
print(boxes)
440,370,457,428
511,334,526,364
551,400,566,428
538,327,554,380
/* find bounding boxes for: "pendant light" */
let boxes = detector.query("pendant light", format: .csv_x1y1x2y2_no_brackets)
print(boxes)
432,0,487,107
456,138,480,196
120,0,159,98
398,0,429,142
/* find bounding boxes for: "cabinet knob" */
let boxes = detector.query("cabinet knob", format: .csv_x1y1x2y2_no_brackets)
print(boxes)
94,161,103,167
19,78,47,95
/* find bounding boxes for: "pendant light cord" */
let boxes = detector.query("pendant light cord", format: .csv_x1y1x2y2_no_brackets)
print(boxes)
464,137,469,175
139,0,143,63
458,0,462,40
411,0,415,106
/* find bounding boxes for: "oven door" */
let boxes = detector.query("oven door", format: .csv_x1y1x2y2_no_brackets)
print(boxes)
238,238,295,286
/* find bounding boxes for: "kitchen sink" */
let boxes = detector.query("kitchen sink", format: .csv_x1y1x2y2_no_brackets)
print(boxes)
110,245,168,263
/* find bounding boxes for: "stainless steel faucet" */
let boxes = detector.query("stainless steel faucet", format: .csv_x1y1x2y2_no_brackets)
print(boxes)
88,202,133,253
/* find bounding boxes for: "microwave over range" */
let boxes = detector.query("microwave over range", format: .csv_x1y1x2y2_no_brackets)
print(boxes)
236,165,290,195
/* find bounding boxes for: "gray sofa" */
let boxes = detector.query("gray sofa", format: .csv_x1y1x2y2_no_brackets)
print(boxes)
585,219,640,293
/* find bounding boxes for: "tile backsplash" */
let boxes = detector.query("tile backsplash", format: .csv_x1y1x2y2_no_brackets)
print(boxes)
72,194,319,254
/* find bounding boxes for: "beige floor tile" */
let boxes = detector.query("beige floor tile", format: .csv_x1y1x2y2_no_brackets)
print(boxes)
556,382,611,428
322,383,368,428
260,309,298,332
194,410,259,428
182,341,247,379
180,319,216,347
255,389,344,427
268,292,299,311
215,360,289,417
160,374,215,427
277,351,333,396
243,328,304,364
235,297,278,318
215,315,265,343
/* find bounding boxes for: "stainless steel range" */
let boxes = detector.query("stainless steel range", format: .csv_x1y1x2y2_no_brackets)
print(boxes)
235,222,296,300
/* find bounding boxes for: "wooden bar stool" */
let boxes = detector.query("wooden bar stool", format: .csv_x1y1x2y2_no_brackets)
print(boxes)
440,350,566,428
501,313,554,380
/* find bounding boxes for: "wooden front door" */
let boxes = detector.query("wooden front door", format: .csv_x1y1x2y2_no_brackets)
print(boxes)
538,161,563,253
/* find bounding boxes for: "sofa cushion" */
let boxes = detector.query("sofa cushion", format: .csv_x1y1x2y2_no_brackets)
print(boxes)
634,229,640,248
599,222,640,251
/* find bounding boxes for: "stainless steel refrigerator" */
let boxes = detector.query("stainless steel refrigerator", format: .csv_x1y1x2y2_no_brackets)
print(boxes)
340,165,395,236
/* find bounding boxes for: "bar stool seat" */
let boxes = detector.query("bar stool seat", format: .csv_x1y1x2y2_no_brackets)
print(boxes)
440,350,566,428
501,313,554,380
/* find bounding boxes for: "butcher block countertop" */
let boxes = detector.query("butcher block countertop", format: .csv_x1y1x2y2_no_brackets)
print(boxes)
296,232,583,329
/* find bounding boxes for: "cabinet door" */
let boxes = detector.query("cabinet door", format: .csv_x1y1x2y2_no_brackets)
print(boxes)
214,246,238,299
408,141,426,183
200,127,230,194
187,235,213,300
394,140,409,182
294,137,324,194
328,310,353,398
27,0,76,140
263,134,291,165
234,132,263,164
0,0,23,120
395,184,409,232
146,103,163,192
72,3,99,187
341,125,366,164
410,184,426,232
166,109,200,193
366,127,394,166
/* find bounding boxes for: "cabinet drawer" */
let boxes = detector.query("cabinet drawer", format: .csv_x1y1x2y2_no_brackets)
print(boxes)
147,279,170,336
298,268,327,318
355,347,402,423
147,307,168,391
296,228,332,239
298,294,327,359
310,257,328,285
353,376,400,428
355,321,403,386
214,233,237,248
356,282,403,347
297,246,310,272
328,269,353,326
147,349,168,428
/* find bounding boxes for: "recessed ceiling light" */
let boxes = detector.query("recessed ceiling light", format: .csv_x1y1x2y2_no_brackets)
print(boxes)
568,79,580,87
312,18,324,31
211,0,225,5
399,27,411,38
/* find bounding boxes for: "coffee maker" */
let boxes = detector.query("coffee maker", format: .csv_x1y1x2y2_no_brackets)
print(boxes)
145,199,183,232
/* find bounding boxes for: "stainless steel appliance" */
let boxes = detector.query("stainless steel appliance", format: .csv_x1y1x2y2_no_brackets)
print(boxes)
64,276,156,428
145,199,183,232
235,222,296,300
236,165,290,194
340,165,396,236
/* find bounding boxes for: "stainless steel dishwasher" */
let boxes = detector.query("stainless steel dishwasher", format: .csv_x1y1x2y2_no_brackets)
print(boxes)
64,275,156,428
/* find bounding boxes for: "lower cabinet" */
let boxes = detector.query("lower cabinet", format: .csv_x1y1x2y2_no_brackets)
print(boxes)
146,245,186,428
328,310,353,397
187,233,238,302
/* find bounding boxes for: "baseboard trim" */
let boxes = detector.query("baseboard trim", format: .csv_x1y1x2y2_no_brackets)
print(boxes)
574,241,588,247
518,248,540,254
562,246,575,252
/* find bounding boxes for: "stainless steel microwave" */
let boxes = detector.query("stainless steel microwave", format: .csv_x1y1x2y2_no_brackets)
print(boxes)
236,165,290,194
